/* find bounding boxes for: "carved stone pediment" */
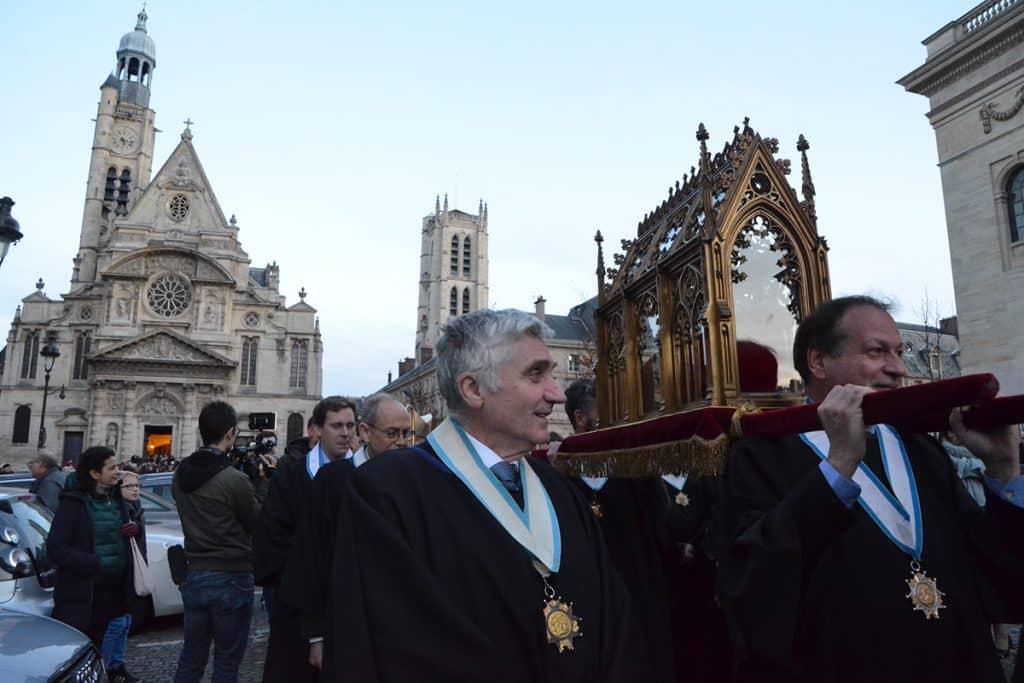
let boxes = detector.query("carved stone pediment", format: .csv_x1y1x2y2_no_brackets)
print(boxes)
102,247,234,284
91,330,236,367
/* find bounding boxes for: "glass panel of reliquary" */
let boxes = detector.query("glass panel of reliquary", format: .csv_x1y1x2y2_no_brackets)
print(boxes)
731,215,802,393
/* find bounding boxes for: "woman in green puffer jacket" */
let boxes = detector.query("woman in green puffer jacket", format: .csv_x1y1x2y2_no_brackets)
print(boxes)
47,446,135,645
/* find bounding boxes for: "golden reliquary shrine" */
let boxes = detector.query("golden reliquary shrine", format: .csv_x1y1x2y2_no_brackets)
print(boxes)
594,119,832,426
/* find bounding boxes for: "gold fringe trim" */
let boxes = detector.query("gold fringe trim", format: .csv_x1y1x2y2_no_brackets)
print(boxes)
554,433,729,479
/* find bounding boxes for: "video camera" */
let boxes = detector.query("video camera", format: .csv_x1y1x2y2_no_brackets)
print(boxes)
229,435,277,479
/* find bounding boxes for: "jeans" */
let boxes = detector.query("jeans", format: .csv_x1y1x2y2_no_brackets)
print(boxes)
173,571,254,683
100,613,132,670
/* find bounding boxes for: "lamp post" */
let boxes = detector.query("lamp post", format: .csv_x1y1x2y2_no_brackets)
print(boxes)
37,335,62,449
0,197,24,270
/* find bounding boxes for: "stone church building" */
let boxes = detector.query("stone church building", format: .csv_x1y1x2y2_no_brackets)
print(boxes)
900,0,1024,395
0,10,322,466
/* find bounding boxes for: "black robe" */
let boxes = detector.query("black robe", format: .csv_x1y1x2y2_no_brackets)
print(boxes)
329,444,639,682
293,457,356,680
253,451,320,682
663,475,731,683
717,431,1024,683
570,476,677,682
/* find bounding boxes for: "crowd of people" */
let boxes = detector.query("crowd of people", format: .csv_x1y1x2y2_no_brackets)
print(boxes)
25,299,1024,682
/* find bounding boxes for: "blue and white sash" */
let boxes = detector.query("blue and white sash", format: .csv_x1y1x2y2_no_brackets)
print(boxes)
306,443,328,479
428,417,561,573
662,473,688,491
800,424,923,560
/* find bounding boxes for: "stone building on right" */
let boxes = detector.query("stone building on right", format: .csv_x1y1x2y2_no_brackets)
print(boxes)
900,0,1024,394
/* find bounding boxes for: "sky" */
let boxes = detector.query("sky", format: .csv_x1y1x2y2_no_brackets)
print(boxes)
0,0,972,395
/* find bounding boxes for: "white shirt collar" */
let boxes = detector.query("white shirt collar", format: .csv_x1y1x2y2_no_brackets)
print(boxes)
351,445,368,468
464,431,517,471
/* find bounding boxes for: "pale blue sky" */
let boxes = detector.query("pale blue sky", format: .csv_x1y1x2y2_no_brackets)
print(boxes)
0,1,969,394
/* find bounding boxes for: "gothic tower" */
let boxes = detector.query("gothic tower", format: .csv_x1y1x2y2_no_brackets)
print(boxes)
75,8,158,284
414,194,489,365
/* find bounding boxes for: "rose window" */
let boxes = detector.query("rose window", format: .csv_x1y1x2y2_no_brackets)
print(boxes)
147,273,192,317
168,194,191,221
243,311,261,328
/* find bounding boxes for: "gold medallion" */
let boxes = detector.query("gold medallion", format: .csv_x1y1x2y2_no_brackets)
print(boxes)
906,563,945,619
674,491,690,507
543,598,582,652
590,497,603,519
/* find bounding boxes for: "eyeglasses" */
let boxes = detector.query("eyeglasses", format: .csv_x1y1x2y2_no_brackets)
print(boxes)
366,424,414,442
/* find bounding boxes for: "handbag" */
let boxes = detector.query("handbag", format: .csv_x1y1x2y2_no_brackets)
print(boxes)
130,537,153,597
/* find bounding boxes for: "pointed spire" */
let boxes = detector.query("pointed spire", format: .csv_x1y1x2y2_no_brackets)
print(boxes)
443,193,449,213
434,194,440,217
136,5,149,32
797,134,817,226
696,123,711,176
478,198,483,216
595,230,606,303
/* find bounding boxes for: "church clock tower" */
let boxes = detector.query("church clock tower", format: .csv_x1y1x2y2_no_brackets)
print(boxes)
75,9,158,284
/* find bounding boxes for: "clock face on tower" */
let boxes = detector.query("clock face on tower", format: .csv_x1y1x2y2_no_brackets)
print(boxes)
111,126,138,154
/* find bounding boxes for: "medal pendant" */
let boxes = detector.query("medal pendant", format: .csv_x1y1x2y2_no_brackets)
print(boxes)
590,497,603,519
674,491,690,507
543,598,582,652
906,561,945,619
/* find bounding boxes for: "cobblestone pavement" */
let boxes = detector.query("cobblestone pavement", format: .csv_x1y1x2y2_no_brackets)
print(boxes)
123,591,269,682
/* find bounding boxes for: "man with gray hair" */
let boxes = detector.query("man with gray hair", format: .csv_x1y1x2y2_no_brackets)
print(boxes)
329,309,637,681
28,451,66,513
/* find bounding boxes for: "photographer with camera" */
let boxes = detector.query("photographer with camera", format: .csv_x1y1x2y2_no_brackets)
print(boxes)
172,401,259,683
254,396,357,682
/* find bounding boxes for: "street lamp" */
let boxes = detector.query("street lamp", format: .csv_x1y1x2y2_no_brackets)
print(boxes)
37,335,63,449
0,197,24,270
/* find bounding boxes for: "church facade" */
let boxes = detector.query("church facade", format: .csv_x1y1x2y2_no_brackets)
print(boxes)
0,11,322,466
900,0,1024,395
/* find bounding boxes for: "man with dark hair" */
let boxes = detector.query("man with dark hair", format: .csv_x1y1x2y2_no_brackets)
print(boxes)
172,400,259,683
717,295,1024,682
562,377,678,681
565,378,599,433
330,310,636,681
255,396,357,681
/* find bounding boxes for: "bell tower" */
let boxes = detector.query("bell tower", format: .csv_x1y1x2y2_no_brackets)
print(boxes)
74,9,158,284
414,194,489,365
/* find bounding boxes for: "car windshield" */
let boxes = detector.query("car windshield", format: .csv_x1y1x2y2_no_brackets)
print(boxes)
0,495,54,584
139,490,175,513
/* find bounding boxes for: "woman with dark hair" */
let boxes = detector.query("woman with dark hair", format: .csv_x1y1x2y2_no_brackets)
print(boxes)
46,446,137,651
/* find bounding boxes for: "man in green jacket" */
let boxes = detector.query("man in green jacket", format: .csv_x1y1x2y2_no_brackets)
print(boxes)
172,400,258,683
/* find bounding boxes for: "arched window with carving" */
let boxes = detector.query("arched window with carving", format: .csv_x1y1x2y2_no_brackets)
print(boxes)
290,340,308,389
12,406,30,444
20,330,39,380
1008,167,1024,243
287,413,304,445
240,337,258,386
451,235,460,275
463,237,472,276
450,287,458,316
73,332,91,380
104,167,118,201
